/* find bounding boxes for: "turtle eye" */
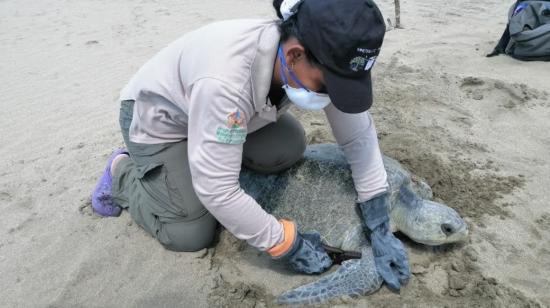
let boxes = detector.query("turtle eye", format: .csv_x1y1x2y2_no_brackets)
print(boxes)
441,223,455,236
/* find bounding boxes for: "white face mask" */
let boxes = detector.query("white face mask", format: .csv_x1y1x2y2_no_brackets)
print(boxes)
278,46,331,110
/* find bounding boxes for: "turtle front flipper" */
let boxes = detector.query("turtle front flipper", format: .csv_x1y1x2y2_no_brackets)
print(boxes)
277,247,383,305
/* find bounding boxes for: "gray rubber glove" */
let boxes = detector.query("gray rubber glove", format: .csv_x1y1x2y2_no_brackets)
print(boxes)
357,193,411,291
270,220,333,274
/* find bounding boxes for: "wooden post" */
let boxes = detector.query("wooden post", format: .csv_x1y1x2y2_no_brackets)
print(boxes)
394,0,401,28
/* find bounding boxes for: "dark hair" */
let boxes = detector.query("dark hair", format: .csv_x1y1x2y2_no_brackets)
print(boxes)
272,0,320,66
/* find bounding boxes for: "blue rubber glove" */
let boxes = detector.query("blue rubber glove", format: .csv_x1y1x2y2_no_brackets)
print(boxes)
270,220,333,274
284,231,333,274
357,193,411,291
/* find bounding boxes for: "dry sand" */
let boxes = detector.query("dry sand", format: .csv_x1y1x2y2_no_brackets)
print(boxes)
1,0,549,307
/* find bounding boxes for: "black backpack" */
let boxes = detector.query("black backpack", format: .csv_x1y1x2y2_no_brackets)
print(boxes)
487,0,550,61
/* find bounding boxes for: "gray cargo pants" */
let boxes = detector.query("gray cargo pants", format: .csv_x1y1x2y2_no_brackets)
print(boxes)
112,100,306,252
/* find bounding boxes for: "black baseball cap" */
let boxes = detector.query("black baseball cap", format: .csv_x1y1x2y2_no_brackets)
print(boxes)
294,0,386,113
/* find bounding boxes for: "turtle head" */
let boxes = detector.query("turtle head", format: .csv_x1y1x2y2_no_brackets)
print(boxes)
392,190,469,246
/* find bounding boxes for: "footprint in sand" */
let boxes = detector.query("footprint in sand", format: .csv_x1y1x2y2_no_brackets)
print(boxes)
459,76,547,109
0,191,13,203
535,213,550,231
78,197,95,217
460,76,485,100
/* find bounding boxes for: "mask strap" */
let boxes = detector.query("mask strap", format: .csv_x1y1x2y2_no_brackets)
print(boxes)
277,45,310,92
277,46,289,85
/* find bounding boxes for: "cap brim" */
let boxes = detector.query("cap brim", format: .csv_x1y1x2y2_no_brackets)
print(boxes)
323,67,373,114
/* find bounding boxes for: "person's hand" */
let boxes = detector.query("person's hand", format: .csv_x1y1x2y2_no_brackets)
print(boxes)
268,219,333,274
357,193,411,291
369,221,410,290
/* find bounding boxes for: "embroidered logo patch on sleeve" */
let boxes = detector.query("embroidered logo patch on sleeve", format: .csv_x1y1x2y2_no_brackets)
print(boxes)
216,110,247,144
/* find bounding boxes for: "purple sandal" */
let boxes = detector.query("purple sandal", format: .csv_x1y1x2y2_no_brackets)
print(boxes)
91,149,128,217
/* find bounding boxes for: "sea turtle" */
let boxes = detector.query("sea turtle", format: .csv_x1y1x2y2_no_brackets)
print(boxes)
238,143,469,305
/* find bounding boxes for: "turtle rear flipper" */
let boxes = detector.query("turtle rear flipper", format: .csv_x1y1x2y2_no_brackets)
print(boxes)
277,247,383,305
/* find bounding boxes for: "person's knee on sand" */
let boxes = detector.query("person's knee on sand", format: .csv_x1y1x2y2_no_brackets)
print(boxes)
159,212,218,252
243,113,306,174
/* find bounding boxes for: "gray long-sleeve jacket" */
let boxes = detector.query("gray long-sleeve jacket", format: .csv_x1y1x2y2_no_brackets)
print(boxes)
119,19,388,251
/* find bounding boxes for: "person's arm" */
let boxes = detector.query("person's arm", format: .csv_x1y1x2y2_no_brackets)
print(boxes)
323,104,388,202
186,78,332,274
186,78,283,250
324,103,410,290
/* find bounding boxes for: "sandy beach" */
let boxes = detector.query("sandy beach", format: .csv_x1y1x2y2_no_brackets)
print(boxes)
1,0,549,307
